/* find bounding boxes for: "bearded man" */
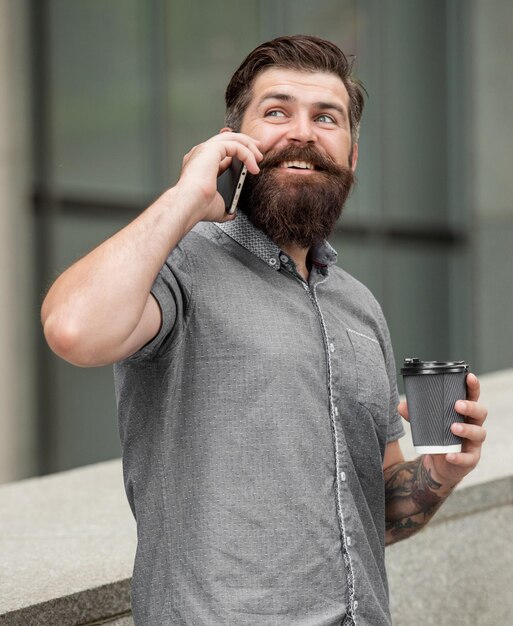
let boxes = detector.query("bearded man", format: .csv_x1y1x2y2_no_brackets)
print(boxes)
42,36,487,626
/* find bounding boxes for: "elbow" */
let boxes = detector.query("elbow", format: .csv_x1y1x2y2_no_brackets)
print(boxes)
42,312,96,367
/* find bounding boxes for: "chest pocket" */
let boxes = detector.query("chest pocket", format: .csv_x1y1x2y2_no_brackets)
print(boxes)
347,328,390,428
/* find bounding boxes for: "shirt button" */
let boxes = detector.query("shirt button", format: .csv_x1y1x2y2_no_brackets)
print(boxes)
329,343,335,353
334,406,339,417
340,471,346,482
347,536,352,547
279,254,289,263
268,257,278,266
354,600,359,611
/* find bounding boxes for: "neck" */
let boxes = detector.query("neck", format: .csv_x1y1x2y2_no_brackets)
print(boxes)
280,243,310,281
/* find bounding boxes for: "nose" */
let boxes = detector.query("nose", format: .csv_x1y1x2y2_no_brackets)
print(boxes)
286,113,317,144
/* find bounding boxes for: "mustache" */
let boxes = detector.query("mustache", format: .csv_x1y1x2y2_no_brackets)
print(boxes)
257,144,347,176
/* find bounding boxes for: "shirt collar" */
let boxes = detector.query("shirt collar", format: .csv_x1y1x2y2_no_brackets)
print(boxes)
216,212,338,272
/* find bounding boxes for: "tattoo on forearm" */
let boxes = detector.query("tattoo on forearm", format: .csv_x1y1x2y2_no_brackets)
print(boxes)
384,457,451,545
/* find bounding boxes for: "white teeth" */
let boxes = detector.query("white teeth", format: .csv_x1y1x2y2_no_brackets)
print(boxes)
280,160,315,170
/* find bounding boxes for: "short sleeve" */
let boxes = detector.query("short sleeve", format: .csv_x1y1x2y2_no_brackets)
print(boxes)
123,243,193,363
377,307,404,443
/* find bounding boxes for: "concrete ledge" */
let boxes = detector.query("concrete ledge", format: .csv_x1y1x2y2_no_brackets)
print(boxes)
0,582,131,626
433,474,512,524
0,461,136,625
386,476,513,626
0,369,511,625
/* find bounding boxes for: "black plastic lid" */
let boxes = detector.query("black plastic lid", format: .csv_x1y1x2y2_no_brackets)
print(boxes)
401,357,469,375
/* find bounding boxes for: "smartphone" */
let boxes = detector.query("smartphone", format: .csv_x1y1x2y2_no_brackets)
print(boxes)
217,156,248,214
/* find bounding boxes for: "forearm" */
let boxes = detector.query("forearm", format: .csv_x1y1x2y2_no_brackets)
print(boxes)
41,186,201,366
384,455,456,546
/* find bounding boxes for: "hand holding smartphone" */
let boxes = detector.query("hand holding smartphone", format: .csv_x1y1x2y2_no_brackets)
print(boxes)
216,156,248,215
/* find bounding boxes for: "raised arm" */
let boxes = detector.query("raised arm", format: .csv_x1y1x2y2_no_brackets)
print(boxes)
41,132,262,367
383,373,487,545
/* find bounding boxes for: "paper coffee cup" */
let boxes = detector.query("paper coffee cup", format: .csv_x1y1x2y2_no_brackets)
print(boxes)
401,358,469,454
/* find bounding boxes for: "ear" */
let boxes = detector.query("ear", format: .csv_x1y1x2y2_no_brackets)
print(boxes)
350,143,358,172
220,127,233,134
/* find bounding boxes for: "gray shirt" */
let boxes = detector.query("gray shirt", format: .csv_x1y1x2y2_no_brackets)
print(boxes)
114,212,404,626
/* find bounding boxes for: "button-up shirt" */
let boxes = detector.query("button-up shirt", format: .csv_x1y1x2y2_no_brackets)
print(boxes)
114,212,404,626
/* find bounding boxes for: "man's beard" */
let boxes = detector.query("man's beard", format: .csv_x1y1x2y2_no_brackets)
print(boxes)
238,144,354,248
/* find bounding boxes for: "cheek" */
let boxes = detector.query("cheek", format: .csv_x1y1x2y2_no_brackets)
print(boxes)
260,133,288,153
328,141,352,167
244,122,288,151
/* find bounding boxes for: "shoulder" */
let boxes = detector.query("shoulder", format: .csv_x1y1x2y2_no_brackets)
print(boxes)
328,264,385,317
168,222,231,264
158,223,226,280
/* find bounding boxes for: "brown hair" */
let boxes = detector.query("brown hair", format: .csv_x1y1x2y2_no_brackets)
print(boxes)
225,35,366,145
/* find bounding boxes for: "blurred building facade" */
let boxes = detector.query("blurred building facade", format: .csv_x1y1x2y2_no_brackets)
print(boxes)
1,0,512,482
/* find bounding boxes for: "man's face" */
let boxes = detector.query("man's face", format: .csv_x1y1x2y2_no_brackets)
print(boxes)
239,68,357,171
236,68,357,249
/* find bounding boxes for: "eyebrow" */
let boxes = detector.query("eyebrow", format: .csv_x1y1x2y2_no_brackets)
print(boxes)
257,92,347,118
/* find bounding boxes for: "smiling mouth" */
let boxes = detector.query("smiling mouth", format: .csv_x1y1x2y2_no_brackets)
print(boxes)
279,160,316,171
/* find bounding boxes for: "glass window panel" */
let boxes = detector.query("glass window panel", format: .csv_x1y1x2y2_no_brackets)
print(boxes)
330,231,385,304
338,0,450,227
51,357,120,472
475,224,513,373
385,243,451,392
378,0,448,225
349,0,384,223
49,0,154,198
283,0,358,46
165,0,261,178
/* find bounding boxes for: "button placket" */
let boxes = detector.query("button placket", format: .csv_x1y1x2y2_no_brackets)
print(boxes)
306,278,356,614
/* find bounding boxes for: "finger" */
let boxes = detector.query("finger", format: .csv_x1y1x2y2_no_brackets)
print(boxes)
218,155,232,174
215,140,262,175
451,421,487,444
397,401,409,421
444,451,480,468
209,132,263,162
465,372,480,402
211,130,263,149
216,209,238,224
455,399,488,425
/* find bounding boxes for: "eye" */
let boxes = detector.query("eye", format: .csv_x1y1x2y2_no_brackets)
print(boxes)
265,109,286,118
316,114,336,124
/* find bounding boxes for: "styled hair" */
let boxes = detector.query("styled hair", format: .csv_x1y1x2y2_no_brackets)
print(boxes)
224,35,366,145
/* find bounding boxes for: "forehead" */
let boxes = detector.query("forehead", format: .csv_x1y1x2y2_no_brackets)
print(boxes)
249,68,350,109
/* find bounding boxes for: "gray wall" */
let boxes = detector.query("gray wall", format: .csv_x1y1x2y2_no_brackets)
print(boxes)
472,0,513,373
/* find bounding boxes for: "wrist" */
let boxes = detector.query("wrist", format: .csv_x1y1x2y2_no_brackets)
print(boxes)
421,454,459,496
159,184,206,236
